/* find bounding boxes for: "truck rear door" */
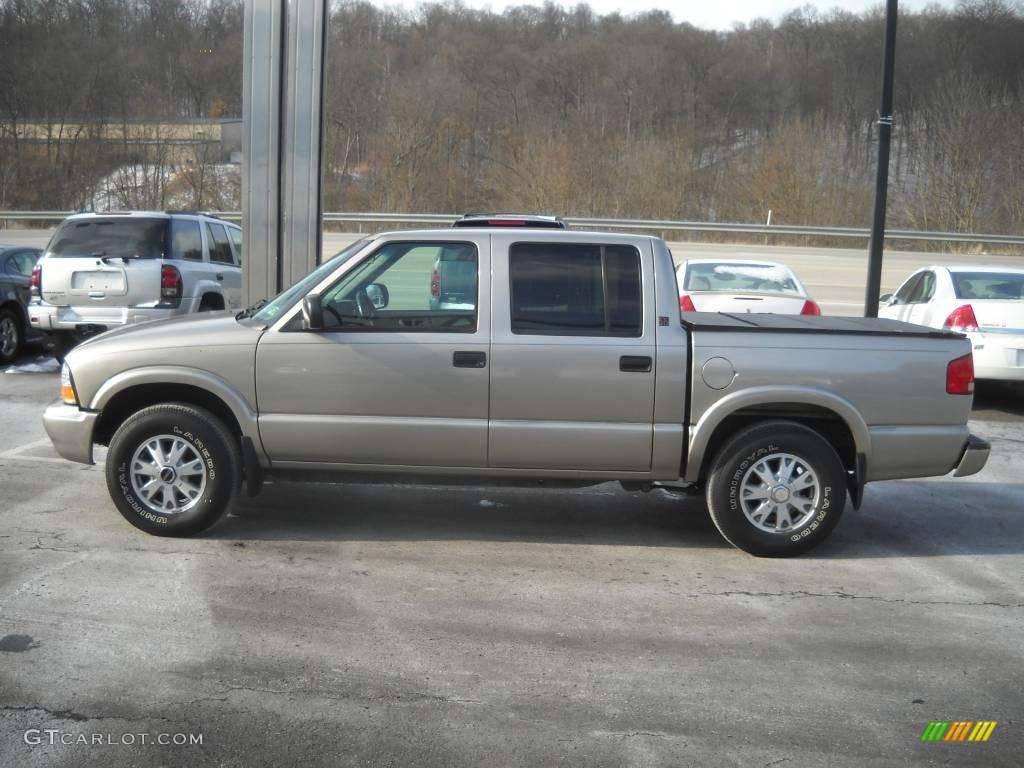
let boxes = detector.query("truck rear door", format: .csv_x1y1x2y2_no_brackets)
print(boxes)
488,234,656,471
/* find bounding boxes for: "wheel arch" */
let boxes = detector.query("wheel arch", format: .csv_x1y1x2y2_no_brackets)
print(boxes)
90,367,260,454
686,387,870,486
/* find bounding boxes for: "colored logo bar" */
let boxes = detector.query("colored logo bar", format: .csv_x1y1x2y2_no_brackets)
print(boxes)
921,721,997,742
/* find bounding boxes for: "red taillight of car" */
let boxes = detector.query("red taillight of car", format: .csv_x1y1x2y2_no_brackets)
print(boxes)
160,264,183,304
31,263,42,296
946,353,974,395
943,304,979,333
679,295,697,312
800,299,822,316
430,265,440,298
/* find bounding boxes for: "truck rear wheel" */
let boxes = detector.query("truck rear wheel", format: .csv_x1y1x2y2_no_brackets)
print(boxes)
105,403,240,537
705,421,846,557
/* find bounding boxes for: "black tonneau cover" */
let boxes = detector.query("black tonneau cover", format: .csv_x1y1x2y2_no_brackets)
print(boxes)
681,312,961,339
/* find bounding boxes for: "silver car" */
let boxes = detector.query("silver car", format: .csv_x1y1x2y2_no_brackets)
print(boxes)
29,210,243,358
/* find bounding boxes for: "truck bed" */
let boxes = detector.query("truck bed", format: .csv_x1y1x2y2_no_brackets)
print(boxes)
681,312,961,339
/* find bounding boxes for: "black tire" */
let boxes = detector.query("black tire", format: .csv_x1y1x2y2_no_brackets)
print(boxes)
705,421,847,557
0,308,23,364
105,403,241,537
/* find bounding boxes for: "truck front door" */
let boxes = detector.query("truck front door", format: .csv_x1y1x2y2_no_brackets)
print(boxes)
255,236,491,467
487,235,656,472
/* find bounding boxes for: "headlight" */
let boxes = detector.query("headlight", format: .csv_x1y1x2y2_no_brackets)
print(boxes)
60,362,78,405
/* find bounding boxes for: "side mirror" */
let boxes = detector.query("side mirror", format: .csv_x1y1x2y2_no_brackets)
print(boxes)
881,294,898,306
365,283,389,309
301,293,323,330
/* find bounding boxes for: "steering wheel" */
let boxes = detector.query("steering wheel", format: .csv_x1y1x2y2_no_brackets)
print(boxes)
324,304,345,326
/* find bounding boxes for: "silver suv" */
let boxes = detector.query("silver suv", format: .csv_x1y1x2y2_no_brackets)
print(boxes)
29,211,242,357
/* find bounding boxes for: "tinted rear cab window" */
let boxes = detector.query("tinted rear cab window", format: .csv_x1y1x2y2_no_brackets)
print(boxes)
510,243,642,336
48,218,167,259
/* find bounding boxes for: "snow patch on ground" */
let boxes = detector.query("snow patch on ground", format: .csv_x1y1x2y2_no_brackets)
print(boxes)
4,355,60,374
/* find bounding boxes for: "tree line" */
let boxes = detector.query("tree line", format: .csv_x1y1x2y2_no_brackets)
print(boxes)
2,0,1023,238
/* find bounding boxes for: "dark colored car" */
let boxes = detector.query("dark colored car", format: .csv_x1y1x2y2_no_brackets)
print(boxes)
0,245,44,363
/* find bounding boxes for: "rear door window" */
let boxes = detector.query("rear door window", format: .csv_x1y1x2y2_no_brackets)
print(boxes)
509,243,642,337
48,218,166,259
169,220,203,261
228,227,242,265
894,273,922,304
205,222,236,266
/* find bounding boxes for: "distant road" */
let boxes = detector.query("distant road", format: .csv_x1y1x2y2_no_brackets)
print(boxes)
6,227,1021,316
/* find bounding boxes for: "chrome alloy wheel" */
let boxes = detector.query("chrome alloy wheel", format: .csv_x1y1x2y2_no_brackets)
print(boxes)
739,452,820,534
0,316,18,359
129,435,208,515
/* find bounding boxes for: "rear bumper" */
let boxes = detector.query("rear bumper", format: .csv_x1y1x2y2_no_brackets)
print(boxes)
29,303,183,333
42,400,97,464
953,434,990,478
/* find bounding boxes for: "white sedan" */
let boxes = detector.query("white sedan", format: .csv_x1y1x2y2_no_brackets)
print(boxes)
879,266,1024,381
676,259,821,315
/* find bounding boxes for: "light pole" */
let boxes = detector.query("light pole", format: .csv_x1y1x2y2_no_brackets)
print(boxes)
864,0,898,318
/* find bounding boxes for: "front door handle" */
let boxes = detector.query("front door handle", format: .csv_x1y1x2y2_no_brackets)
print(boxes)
453,351,486,368
620,355,652,373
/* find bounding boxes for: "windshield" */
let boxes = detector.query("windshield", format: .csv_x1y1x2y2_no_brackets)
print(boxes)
684,262,802,296
249,239,371,324
951,272,1024,300
47,218,167,259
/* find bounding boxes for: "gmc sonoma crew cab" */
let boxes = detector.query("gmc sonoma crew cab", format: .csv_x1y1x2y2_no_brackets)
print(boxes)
43,226,990,556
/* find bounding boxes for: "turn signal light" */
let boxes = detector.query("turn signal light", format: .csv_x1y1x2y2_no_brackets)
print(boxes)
946,353,974,395
60,363,78,405
800,299,822,316
943,304,979,333
680,295,697,312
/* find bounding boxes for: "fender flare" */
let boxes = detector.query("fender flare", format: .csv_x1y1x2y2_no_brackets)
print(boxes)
89,365,261,446
685,385,872,482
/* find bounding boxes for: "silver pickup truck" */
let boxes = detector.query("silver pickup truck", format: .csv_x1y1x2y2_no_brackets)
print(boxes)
42,226,990,556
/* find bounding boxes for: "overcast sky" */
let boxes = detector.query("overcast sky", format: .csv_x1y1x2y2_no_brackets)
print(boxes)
447,1,951,30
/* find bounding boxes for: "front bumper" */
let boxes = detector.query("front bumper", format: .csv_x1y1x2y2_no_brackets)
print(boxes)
29,303,181,333
42,400,98,464
953,434,990,478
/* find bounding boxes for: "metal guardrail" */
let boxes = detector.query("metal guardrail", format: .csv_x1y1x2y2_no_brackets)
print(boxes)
1,210,1022,246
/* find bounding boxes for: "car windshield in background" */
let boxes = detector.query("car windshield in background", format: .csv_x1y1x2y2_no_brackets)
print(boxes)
249,239,370,324
951,272,1024,300
48,218,166,259
685,262,801,295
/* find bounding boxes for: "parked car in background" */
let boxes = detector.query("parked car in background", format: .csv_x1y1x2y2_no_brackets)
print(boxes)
880,266,1024,381
0,245,44,363
29,211,243,359
676,259,821,316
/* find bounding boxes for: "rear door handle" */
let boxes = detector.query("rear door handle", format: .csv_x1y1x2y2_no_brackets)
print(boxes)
620,355,652,373
216,273,224,281
453,351,486,368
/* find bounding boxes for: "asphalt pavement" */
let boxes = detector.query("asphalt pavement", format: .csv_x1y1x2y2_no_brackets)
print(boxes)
1,361,1022,767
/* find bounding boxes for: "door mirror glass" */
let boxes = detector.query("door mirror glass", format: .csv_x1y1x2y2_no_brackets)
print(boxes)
302,293,323,330
365,283,389,309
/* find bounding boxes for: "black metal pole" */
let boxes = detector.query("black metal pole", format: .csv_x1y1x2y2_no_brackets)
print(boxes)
865,0,898,318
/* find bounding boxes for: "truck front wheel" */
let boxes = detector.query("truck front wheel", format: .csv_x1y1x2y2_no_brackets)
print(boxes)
105,403,241,536
705,421,847,557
